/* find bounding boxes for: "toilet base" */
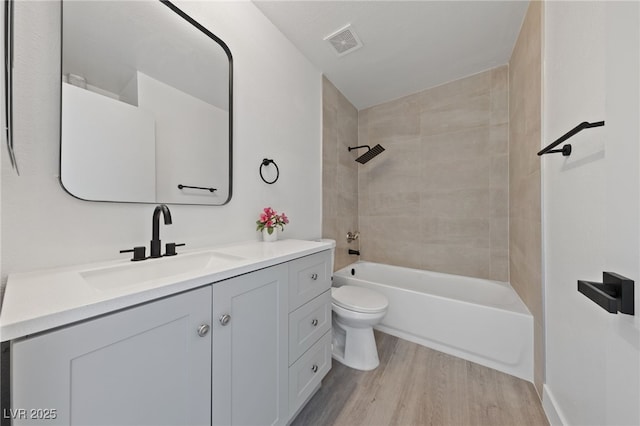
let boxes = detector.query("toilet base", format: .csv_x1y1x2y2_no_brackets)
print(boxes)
331,318,380,371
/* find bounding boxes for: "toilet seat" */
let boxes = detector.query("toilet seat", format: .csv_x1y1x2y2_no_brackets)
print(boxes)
331,286,388,314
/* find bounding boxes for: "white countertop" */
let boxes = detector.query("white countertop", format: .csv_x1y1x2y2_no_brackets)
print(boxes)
0,239,334,341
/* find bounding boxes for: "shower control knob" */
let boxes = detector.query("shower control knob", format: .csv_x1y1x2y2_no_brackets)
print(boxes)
219,314,231,326
311,365,318,373
311,319,318,327
311,273,318,280
197,324,210,337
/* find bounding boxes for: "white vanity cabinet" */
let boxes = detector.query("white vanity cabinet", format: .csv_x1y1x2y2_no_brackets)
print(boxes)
211,264,289,426
4,242,335,426
10,286,212,426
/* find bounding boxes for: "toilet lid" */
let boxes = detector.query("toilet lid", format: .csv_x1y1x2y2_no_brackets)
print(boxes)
331,286,389,313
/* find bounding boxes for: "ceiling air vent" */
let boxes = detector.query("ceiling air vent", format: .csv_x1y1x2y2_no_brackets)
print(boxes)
324,24,363,56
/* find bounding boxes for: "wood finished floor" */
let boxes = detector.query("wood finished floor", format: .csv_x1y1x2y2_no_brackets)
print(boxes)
291,331,549,426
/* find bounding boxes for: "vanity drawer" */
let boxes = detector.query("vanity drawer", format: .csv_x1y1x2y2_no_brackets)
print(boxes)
289,250,331,311
289,290,331,365
288,331,331,417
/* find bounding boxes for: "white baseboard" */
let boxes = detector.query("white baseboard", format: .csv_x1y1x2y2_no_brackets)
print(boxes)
543,384,567,426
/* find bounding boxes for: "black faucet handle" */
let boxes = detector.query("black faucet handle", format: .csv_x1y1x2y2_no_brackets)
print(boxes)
164,242,186,257
120,246,147,262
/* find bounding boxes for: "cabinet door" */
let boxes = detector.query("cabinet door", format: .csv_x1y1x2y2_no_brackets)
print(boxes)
11,286,212,426
212,264,288,426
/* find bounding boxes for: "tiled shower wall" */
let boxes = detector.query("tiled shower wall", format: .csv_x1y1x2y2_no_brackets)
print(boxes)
357,67,509,281
509,1,543,395
322,77,359,271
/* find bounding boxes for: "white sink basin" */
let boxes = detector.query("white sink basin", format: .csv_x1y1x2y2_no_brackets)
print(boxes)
81,251,241,291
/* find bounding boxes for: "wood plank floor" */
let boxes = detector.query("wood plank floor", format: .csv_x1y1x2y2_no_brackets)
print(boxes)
291,331,549,426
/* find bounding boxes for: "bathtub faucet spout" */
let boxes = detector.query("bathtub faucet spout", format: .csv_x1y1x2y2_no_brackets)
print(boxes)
348,249,360,256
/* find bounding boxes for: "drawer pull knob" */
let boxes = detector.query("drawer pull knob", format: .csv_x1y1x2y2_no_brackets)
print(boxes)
219,314,231,326
311,273,318,280
197,324,210,337
311,319,319,326
311,364,318,373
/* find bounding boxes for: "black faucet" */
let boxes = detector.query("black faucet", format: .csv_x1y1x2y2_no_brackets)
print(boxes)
150,204,172,258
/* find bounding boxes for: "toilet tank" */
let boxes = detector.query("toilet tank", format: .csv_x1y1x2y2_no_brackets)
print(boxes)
317,239,336,275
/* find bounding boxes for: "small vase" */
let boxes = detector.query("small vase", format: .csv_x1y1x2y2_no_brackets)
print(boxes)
262,228,278,242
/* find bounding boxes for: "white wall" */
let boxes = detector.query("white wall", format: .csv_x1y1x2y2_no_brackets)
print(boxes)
543,2,640,425
1,1,322,291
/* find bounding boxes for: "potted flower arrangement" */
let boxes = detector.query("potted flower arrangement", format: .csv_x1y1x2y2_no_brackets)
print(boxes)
256,207,289,242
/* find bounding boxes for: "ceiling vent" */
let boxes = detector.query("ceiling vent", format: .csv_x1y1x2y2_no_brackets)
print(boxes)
324,24,363,56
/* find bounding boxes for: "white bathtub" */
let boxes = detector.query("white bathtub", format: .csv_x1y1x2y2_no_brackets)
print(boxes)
333,262,533,382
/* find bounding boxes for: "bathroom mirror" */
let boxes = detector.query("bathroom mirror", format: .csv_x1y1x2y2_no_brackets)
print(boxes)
60,0,232,205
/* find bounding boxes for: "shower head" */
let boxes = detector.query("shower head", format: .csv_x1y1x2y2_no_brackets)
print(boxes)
348,144,386,164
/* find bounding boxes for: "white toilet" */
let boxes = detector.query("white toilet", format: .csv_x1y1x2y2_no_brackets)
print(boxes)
331,285,389,371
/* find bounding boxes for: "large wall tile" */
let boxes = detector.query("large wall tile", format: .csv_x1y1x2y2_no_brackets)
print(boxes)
490,217,509,251
322,77,359,268
422,126,492,162
490,155,509,189
360,215,423,244
420,188,492,220
365,93,420,144
420,94,491,136
489,123,509,153
490,249,509,282
419,217,491,248
421,244,492,279
364,191,420,217
509,0,543,396
359,238,424,271
358,67,508,281
421,157,491,191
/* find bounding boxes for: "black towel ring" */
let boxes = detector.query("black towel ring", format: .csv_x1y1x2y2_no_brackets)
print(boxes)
260,158,279,184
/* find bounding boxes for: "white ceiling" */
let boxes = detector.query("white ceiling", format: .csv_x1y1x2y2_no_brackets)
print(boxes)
253,1,529,110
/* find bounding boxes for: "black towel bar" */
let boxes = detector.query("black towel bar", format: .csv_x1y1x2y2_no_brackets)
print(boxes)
578,272,634,315
177,184,217,192
538,121,604,157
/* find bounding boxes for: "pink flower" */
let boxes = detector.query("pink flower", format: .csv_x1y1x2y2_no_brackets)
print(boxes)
256,207,289,233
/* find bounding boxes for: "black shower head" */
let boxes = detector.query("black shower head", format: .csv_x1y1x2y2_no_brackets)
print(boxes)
348,144,386,164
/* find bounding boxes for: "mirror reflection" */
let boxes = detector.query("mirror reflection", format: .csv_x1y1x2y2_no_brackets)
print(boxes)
60,1,232,205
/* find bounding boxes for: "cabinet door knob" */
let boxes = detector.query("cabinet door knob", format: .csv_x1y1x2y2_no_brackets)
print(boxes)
197,324,210,337
311,273,318,280
311,319,318,326
219,314,231,326
311,364,318,373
